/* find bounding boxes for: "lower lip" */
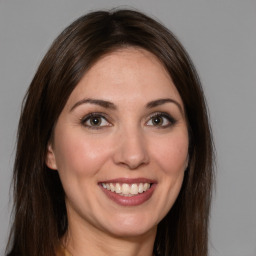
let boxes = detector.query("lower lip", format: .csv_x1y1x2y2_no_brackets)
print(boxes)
100,184,156,206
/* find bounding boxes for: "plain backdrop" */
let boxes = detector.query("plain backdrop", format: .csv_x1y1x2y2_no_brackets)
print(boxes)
0,1,255,255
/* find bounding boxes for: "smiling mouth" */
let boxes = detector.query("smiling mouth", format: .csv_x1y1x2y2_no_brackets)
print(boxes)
99,178,156,206
100,182,152,197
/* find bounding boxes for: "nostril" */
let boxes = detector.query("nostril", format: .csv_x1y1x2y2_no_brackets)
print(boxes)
118,160,147,170
112,131,150,169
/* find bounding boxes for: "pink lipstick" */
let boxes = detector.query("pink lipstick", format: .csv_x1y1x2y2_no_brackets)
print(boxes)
98,178,157,206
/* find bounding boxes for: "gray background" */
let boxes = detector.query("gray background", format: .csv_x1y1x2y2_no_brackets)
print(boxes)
0,0,255,255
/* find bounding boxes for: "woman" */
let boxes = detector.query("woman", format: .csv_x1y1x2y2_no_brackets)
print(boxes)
6,9,214,256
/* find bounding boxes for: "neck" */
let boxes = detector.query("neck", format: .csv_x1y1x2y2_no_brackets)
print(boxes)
63,215,157,256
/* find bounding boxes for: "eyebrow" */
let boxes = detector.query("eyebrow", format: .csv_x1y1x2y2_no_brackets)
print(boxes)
70,97,183,114
146,98,184,115
70,98,116,112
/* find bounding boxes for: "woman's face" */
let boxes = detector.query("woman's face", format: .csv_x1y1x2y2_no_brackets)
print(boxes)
46,48,189,238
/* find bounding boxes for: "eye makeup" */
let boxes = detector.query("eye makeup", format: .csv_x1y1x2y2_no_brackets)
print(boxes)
79,111,177,131
80,112,112,129
146,112,177,128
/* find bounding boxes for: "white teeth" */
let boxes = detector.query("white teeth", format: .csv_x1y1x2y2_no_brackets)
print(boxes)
130,184,138,195
110,183,115,192
122,184,130,195
138,183,144,193
115,183,122,194
101,182,151,196
143,183,150,191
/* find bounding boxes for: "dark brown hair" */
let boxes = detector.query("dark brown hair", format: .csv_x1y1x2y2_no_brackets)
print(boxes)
6,9,214,256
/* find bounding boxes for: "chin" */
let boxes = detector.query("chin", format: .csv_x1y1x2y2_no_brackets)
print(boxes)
107,225,156,239
102,213,158,238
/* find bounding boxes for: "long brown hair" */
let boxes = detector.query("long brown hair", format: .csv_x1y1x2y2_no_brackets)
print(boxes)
6,9,214,256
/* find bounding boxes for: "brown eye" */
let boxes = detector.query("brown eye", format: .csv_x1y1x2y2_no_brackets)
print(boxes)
152,116,163,126
146,113,177,128
81,113,111,128
89,116,102,126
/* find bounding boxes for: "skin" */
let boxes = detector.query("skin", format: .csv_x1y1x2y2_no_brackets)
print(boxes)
46,47,189,256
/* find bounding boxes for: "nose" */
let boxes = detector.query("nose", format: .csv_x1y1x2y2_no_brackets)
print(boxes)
113,128,149,170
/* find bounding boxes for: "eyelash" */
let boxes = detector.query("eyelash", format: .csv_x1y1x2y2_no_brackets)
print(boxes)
147,112,177,128
80,112,111,129
80,112,177,129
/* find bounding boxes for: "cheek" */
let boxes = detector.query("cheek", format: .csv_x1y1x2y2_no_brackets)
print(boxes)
53,129,111,178
151,131,189,176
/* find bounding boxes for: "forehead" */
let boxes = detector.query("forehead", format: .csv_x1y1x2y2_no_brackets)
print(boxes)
65,47,183,108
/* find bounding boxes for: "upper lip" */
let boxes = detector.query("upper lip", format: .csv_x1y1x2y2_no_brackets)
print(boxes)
98,177,157,184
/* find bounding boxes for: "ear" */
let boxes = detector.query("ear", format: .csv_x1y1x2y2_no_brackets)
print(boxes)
45,143,57,170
